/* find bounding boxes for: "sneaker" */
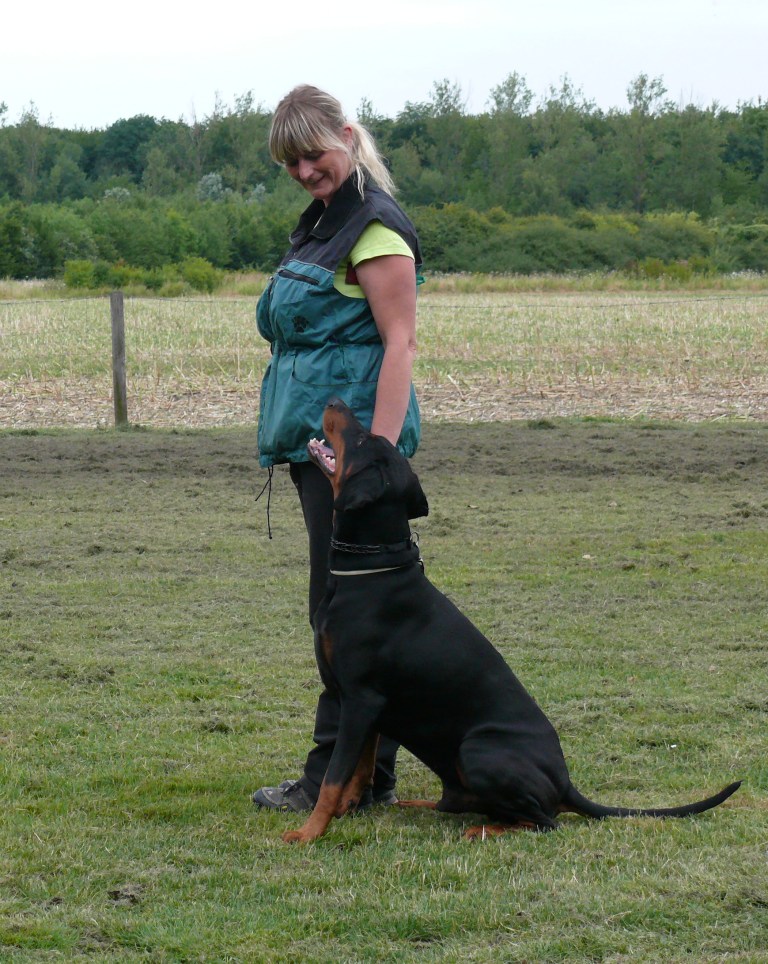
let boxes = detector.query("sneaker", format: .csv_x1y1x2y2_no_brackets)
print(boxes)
370,788,399,807
252,779,398,812
252,779,315,812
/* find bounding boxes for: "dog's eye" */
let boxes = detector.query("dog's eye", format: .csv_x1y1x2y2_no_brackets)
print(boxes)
357,435,366,446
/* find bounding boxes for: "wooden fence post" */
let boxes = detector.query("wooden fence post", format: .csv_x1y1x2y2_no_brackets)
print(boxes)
110,291,129,427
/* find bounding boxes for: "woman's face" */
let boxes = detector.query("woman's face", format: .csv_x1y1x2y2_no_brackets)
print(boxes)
284,126,353,205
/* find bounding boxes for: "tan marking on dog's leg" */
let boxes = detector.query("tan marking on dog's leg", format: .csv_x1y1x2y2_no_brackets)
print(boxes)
282,782,344,844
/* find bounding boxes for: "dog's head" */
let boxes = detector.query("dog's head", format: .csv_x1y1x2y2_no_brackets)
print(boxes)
307,397,428,520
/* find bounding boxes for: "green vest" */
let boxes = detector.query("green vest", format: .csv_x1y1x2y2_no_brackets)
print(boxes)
257,177,422,467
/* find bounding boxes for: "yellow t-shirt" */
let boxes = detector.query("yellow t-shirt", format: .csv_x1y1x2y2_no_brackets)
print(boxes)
333,220,414,298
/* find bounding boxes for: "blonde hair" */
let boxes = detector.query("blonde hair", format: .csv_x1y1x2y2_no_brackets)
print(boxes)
269,85,396,197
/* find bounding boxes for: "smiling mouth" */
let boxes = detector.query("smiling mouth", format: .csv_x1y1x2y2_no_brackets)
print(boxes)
308,437,336,475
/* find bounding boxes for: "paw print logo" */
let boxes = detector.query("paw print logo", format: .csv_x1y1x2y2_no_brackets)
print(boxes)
293,316,309,333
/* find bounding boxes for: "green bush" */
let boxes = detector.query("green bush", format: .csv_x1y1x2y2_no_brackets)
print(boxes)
63,259,97,288
688,254,717,276
636,213,714,262
179,257,223,293
413,204,488,271
631,256,716,281
409,205,726,275
108,262,150,289
508,217,589,272
716,223,768,272
635,258,692,281
157,280,188,298
93,260,117,287
141,267,168,291
8,193,767,283
63,259,175,291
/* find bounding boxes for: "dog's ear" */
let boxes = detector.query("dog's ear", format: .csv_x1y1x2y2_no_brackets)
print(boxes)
334,450,429,518
333,464,388,513
405,470,429,520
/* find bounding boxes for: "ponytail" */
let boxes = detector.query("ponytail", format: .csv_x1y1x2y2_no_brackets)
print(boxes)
347,121,396,196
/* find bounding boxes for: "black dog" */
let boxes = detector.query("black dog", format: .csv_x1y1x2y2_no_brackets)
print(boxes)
282,398,740,843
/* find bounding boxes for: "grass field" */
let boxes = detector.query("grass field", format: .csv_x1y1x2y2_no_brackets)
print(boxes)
1,420,767,961
1,280,767,959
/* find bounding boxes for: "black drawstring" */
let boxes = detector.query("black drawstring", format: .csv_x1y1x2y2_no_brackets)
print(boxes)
255,466,274,539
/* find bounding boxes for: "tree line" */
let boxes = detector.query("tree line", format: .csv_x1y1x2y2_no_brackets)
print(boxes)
1,75,767,282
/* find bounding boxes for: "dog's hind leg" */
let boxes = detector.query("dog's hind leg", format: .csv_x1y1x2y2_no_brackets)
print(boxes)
456,740,561,833
397,785,484,813
463,820,542,841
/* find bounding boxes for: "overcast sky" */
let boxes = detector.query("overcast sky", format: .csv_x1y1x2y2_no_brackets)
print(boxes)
3,0,766,129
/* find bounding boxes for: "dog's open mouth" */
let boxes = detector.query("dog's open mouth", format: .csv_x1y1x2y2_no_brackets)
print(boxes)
308,437,336,475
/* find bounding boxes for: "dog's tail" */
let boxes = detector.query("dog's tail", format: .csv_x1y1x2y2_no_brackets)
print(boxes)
561,780,741,819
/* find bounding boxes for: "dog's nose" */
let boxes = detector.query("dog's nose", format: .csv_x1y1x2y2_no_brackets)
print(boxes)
326,396,343,411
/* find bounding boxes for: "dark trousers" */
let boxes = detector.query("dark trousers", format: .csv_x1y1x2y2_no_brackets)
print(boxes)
289,461,398,797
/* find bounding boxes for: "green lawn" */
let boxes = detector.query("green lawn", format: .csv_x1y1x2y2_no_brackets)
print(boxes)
1,420,766,961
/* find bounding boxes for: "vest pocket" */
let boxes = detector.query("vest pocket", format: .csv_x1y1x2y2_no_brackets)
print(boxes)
291,343,382,387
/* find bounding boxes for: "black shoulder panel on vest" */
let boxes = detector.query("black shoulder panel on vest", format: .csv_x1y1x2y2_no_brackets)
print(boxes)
284,177,422,272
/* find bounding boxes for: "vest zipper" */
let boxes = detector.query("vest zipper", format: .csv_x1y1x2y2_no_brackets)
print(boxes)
278,267,321,286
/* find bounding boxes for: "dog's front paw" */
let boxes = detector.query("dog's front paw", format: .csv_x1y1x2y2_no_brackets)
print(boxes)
282,829,315,844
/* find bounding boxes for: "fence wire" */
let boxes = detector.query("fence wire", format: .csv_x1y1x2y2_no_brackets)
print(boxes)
1,292,768,427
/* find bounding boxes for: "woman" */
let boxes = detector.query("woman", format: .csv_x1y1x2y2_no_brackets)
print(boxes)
252,85,423,813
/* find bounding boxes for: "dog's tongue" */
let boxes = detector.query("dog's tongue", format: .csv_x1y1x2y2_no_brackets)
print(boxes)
309,437,337,473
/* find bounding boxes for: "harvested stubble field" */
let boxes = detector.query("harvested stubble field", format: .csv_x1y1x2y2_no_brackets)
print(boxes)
1,287,768,427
